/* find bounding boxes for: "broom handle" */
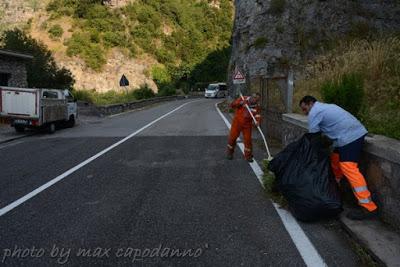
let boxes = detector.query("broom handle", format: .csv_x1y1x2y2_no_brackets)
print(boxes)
239,93,273,160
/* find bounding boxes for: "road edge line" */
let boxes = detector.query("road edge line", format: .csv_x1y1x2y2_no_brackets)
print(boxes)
215,102,327,267
0,100,196,217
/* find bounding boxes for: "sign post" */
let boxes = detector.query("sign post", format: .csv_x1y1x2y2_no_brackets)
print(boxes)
233,68,246,97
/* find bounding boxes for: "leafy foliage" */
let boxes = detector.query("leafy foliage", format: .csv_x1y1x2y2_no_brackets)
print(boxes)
295,37,400,139
321,73,364,117
45,0,233,87
0,29,74,89
157,85,176,97
151,65,171,85
133,84,156,100
74,88,135,105
48,24,63,39
66,32,106,70
190,46,232,85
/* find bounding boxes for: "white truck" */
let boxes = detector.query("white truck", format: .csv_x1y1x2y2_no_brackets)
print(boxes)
0,86,77,133
204,83,227,98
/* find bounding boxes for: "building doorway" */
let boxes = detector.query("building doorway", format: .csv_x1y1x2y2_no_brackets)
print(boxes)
0,73,11,86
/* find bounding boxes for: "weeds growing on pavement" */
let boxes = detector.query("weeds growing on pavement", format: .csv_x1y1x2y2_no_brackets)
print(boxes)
261,160,287,208
346,233,379,267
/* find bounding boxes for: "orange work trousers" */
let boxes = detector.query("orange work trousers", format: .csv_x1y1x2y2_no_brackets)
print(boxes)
227,119,253,160
331,152,377,212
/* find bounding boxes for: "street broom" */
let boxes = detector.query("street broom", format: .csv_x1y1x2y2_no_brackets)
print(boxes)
239,92,273,161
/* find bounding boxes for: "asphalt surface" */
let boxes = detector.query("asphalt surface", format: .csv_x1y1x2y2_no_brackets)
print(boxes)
0,98,362,266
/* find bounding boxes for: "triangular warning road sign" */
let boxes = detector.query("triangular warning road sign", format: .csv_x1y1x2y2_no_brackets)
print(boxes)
234,70,245,80
120,74,129,87
233,69,246,84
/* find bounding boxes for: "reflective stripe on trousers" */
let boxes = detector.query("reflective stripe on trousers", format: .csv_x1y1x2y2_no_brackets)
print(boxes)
339,161,377,211
227,119,253,159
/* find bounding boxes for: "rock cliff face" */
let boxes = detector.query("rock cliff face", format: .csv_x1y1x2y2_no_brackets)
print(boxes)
229,0,400,83
0,0,156,92
103,0,135,8
1,0,225,92
0,0,48,27
54,49,157,93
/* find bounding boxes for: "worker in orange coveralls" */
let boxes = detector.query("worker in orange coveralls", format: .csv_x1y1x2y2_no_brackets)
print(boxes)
227,93,261,162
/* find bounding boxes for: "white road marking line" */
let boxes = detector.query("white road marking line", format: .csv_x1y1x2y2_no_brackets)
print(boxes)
108,107,147,118
215,102,327,267
0,101,196,217
108,98,187,118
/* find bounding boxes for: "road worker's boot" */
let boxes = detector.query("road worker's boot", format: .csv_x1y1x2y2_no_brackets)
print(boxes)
246,155,254,163
227,144,235,160
346,207,378,220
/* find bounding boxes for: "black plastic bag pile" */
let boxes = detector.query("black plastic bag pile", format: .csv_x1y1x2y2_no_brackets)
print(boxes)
268,133,342,221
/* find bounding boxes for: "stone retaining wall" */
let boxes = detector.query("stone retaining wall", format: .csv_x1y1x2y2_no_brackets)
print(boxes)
281,113,400,231
78,95,197,117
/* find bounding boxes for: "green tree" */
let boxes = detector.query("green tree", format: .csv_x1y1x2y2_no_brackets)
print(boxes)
0,29,74,89
190,46,232,85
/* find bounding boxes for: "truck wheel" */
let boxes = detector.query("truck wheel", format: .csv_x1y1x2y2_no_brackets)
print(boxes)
15,125,25,133
48,123,56,134
66,115,75,128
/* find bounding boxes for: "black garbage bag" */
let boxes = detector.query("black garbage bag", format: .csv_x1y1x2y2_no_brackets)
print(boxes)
268,133,342,221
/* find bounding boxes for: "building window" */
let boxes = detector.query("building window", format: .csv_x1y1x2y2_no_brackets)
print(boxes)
0,73,11,86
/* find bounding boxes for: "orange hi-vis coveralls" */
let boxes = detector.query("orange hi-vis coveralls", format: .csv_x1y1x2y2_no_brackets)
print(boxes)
227,96,261,160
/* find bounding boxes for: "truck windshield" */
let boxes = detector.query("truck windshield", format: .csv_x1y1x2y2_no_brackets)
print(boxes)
207,85,218,91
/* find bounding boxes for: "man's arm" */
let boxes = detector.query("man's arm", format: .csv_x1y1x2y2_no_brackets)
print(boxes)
308,110,322,133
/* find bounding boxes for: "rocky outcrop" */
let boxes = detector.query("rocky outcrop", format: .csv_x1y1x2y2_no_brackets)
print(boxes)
0,0,48,29
103,0,135,8
57,49,157,92
0,0,156,92
229,0,400,83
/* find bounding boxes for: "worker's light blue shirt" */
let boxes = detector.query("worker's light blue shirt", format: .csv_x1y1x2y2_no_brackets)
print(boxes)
308,102,368,147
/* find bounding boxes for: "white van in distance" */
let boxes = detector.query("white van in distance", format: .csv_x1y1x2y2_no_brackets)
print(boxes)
204,83,227,98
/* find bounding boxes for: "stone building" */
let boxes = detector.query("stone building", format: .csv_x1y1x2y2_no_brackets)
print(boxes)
0,49,33,88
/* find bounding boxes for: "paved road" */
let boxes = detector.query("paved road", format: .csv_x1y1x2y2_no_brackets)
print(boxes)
0,99,361,266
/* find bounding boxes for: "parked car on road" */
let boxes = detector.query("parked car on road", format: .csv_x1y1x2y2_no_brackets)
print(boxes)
204,83,227,98
0,86,77,133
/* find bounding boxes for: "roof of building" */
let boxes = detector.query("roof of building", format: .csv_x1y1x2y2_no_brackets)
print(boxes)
0,49,33,60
